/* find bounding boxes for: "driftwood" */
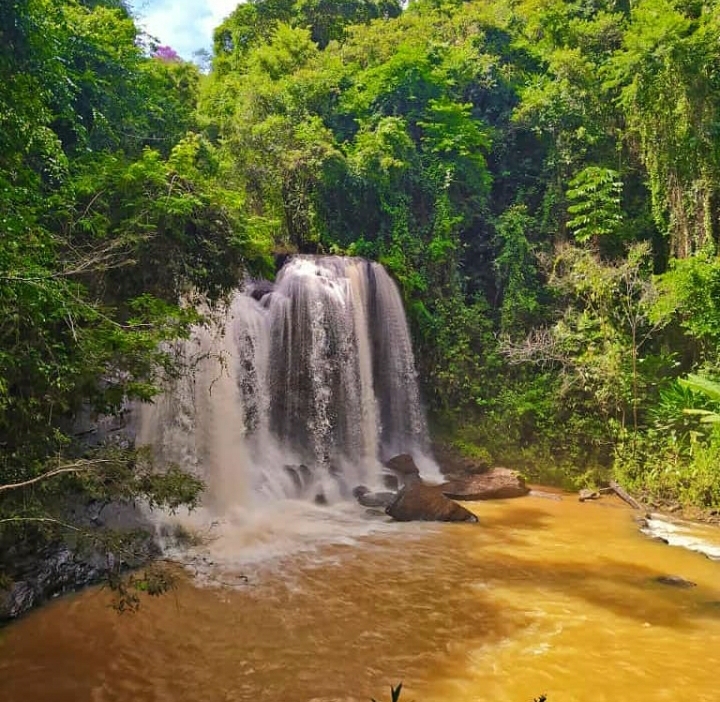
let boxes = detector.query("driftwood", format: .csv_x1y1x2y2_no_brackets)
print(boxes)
609,480,643,510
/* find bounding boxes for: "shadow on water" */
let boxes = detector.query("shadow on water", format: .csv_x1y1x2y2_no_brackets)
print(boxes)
473,505,553,533
461,550,720,629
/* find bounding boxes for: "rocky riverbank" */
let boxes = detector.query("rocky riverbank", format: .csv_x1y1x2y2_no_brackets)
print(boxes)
0,501,157,622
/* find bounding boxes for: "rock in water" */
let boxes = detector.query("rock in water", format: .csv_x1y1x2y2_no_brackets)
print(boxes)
352,486,397,508
360,492,397,508
248,279,274,301
381,472,399,490
432,442,491,477
283,464,312,494
654,575,697,588
440,468,529,501
385,454,421,486
385,484,478,523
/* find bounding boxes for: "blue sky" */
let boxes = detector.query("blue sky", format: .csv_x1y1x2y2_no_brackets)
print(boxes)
128,0,240,59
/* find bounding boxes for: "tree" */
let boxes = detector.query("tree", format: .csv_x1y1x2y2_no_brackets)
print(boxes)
0,0,271,605
609,0,720,257
503,243,664,434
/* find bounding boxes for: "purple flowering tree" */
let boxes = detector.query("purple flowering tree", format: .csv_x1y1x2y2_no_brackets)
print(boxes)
154,45,180,62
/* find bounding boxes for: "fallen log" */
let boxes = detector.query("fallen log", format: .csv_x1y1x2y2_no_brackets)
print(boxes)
609,480,643,510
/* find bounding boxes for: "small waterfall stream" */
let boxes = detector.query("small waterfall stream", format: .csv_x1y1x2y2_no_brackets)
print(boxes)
139,255,437,525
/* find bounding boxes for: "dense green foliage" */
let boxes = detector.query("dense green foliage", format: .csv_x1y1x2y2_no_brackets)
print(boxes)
196,0,720,505
5,0,720,586
0,0,271,590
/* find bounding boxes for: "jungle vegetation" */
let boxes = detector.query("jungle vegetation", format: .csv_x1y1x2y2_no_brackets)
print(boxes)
200,0,720,504
3,0,720,588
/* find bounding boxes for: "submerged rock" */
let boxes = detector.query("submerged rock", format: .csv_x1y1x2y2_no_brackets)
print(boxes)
654,575,697,588
528,489,563,501
283,464,312,494
440,468,529,501
364,508,387,518
385,484,478,523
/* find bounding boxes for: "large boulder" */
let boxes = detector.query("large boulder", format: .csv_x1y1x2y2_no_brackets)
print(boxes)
440,467,529,501
385,484,478,523
384,454,421,486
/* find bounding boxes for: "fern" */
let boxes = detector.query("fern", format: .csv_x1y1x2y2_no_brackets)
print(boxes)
678,374,720,403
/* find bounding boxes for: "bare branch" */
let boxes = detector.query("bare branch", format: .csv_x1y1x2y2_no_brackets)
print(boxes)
0,233,141,285
0,459,119,493
499,327,569,368
0,517,81,532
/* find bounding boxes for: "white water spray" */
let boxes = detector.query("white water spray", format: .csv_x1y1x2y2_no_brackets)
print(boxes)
139,256,439,567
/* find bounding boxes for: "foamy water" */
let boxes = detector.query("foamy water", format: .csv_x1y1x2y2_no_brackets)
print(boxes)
642,514,720,560
153,496,438,587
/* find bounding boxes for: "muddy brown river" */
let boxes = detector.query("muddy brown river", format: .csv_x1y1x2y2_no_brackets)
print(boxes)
2,493,720,702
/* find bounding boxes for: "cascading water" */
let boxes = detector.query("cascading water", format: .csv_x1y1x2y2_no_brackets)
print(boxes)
138,255,438,565
256,256,431,482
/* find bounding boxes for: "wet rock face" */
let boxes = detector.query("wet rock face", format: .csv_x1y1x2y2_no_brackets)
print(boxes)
0,501,157,622
249,280,275,301
384,454,421,487
440,468,529,501
0,545,106,620
385,484,478,523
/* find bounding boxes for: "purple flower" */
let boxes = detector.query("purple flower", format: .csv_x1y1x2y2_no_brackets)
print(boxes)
154,45,180,62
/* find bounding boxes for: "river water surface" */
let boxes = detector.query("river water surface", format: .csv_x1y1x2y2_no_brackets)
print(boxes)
3,493,720,702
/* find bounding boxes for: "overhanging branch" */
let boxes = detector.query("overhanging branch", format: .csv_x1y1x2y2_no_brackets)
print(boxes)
0,459,118,493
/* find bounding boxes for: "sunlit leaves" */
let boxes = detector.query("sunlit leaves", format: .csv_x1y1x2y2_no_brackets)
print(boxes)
566,166,623,242
0,0,267,541
608,0,720,254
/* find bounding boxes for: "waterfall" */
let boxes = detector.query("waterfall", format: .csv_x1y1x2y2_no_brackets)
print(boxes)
139,255,436,514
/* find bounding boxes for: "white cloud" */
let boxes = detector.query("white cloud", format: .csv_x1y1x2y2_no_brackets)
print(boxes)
129,0,240,59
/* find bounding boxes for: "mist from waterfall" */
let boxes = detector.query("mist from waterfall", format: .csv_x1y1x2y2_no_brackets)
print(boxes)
139,256,438,566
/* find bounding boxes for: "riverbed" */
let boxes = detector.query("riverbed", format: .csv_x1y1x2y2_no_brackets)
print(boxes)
2,493,720,702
